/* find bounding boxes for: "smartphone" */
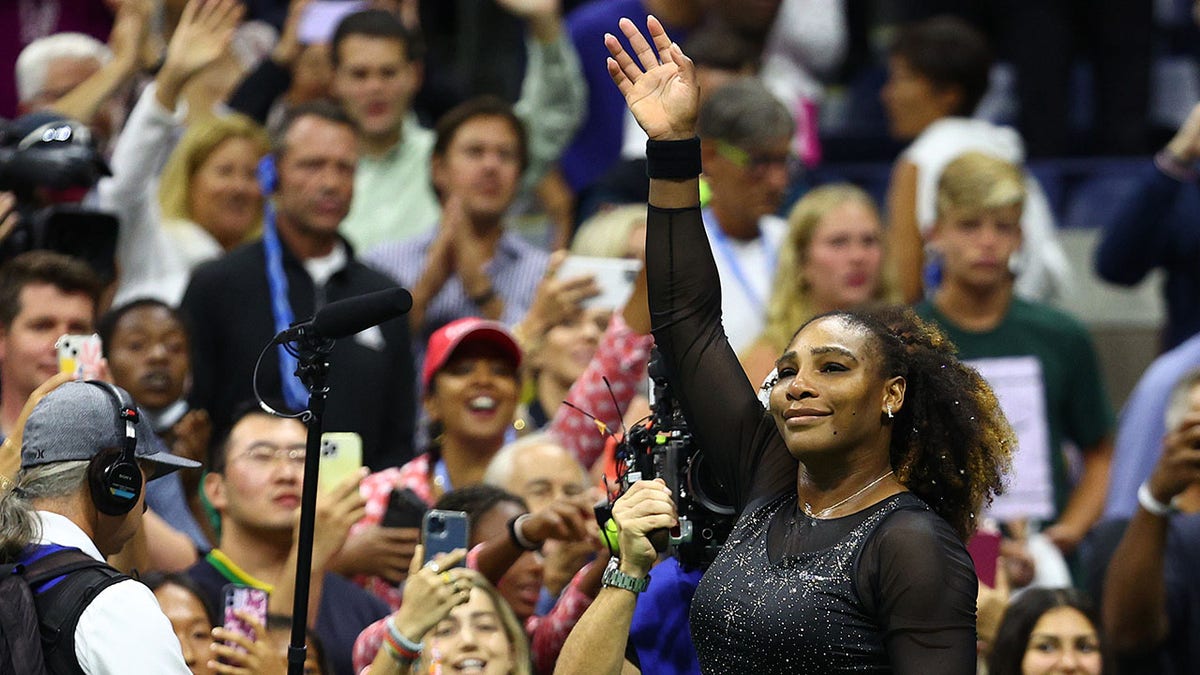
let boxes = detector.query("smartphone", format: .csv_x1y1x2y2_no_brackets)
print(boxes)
221,585,269,651
967,528,1003,588
422,509,469,567
381,487,427,529
318,431,362,493
56,333,103,380
298,0,369,44
556,256,643,310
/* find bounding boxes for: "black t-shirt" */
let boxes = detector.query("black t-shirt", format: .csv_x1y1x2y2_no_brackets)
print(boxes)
644,204,977,674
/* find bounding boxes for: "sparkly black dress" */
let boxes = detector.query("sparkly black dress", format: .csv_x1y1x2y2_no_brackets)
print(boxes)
644,205,978,674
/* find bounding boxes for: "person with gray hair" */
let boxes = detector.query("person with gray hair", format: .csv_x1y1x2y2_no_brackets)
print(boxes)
695,76,795,353
483,432,595,602
14,32,111,112
0,380,199,673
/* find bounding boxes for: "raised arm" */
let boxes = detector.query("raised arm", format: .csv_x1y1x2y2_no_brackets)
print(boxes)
607,17,773,507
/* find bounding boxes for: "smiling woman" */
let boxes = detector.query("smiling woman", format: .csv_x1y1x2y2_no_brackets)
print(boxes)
592,16,1015,674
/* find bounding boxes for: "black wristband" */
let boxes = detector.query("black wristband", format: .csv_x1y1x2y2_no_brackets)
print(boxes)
646,137,702,179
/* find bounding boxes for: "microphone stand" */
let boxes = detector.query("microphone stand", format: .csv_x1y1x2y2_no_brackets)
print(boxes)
286,333,333,675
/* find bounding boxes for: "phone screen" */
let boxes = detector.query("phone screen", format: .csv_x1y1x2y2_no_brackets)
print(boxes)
221,585,268,651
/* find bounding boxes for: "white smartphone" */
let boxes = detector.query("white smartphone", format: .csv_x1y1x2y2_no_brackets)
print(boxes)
556,256,643,310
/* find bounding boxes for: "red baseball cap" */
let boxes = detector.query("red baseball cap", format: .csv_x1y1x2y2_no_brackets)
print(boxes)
422,317,522,391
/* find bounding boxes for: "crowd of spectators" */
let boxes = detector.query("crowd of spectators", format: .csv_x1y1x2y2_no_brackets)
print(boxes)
0,1,1198,674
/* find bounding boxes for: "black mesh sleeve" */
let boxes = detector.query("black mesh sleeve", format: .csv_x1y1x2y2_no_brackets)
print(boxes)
644,205,795,512
857,508,979,674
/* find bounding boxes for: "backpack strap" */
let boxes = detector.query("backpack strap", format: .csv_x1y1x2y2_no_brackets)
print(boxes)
21,548,130,675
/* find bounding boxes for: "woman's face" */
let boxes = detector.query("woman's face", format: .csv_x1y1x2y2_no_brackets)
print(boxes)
426,587,516,675
154,583,213,675
534,308,608,389
188,136,264,249
426,341,520,445
767,316,899,459
1021,607,1102,675
802,201,884,314
473,501,544,620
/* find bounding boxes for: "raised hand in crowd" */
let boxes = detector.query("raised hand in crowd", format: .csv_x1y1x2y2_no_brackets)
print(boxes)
495,0,564,42
331,522,420,586
512,250,600,353
272,467,368,624
48,0,153,124
209,610,286,675
364,547,473,675
269,0,314,69
472,492,597,586
1146,409,1200,508
156,0,246,111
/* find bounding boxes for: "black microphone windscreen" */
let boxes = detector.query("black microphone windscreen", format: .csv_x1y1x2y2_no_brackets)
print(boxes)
311,287,413,340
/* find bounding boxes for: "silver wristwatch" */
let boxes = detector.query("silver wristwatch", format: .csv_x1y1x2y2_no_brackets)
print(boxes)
602,557,650,594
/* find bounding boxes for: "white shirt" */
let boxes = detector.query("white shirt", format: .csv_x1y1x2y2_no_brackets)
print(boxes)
33,511,191,674
701,210,787,353
903,117,1072,302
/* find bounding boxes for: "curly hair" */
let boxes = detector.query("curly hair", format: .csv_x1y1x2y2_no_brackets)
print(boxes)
796,305,1014,540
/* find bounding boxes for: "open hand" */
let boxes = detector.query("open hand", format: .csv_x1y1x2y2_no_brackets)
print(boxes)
165,0,245,82
605,16,698,141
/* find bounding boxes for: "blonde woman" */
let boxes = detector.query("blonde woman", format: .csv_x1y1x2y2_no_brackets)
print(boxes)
741,184,899,385
100,0,266,306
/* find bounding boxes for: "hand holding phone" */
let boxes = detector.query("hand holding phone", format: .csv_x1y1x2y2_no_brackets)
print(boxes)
221,585,268,652
422,510,469,567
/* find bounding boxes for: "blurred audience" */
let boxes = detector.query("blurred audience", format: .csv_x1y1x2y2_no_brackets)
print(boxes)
180,102,416,470
914,153,1114,569
189,406,387,675
695,77,794,354
1095,101,1200,351
881,16,1070,304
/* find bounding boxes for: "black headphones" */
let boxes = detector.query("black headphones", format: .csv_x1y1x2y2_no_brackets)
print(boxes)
85,381,143,516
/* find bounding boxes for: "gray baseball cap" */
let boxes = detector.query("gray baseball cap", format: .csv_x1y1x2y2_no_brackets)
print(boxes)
21,381,201,477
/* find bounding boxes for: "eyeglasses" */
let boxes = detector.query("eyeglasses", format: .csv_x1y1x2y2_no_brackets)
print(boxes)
237,442,306,467
715,139,800,177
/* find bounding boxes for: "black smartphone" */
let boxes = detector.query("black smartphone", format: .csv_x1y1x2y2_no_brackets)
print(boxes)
381,487,427,529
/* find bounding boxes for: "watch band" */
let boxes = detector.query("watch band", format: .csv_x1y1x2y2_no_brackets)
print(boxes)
602,557,650,594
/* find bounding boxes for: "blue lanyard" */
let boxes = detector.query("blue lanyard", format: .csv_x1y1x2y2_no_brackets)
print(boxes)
262,202,309,410
702,208,776,313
